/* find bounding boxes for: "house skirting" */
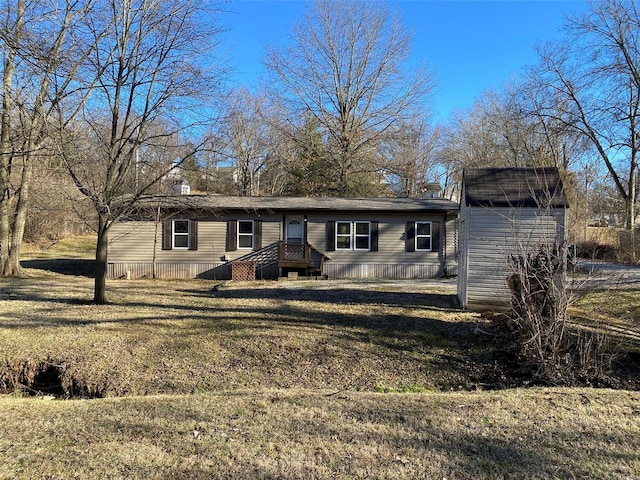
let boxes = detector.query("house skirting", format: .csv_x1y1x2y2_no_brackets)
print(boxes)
108,262,277,280
323,263,455,279
109,261,457,281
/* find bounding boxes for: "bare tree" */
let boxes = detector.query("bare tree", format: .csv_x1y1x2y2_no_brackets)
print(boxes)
215,88,270,196
265,0,434,197
382,118,440,197
0,0,100,275
533,0,640,230
56,0,225,303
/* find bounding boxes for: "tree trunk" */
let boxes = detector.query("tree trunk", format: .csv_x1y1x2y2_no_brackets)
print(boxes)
0,13,17,275
94,214,109,304
5,150,35,276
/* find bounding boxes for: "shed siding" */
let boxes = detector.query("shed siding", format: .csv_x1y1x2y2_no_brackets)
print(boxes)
445,217,458,277
461,207,566,310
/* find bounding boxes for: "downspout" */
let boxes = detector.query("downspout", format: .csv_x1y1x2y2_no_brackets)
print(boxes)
442,214,447,278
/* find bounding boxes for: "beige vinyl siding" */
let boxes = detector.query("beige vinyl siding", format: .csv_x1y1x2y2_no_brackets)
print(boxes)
462,207,566,310
306,213,445,279
108,211,454,280
445,217,458,276
108,215,282,279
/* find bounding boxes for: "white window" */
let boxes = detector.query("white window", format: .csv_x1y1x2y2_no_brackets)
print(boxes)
238,220,254,249
336,221,352,249
173,220,190,249
336,221,370,251
415,221,432,251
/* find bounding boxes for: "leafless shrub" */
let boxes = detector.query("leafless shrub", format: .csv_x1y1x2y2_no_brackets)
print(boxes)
507,243,613,385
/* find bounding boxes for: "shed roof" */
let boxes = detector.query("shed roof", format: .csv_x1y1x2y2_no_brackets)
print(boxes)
462,167,569,208
132,194,459,214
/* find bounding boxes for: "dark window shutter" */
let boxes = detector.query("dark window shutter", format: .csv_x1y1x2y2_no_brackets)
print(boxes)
370,221,378,252
405,221,415,252
254,219,262,250
188,220,198,250
162,220,172,250
326,221,335,251
431,220,440,252
227,220,237,251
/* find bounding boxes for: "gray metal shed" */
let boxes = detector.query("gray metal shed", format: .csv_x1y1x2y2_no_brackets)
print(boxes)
457,167,569,310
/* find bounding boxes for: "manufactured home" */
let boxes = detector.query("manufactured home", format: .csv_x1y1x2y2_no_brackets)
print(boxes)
457,167,569,311
107,195,459,281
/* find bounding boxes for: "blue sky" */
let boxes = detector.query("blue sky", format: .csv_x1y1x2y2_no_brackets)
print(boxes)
220,0,589,122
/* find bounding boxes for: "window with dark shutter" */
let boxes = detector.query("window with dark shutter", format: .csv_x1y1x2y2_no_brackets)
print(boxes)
172,220,190,248
227,220,238,251
431,220,440,253
405,221,415,252
415,222,432,251
188,220,198,250
370,221,378,252
254,219,262,250
162,220,172,250
238,220,254,249
326,221,335,251
162,219,198,250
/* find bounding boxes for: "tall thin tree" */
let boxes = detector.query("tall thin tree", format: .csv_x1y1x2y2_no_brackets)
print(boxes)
57,0,226,303
265,0,434,197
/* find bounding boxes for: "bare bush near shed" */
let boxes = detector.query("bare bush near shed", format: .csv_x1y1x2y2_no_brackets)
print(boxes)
507,243,613,384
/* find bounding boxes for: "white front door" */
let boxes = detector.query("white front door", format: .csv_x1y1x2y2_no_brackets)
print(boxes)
285,215,304,244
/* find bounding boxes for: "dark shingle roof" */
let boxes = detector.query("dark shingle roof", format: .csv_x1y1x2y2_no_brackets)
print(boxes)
133,194,459,214
463,167,569,208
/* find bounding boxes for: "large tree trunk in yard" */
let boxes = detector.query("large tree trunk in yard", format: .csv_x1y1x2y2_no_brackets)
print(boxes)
5,152,35,276
94,214,109,304
0,12,17,276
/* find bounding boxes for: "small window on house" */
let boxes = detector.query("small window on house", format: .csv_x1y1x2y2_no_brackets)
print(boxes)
415,221,432,251
354,222,370,250
173,220,190,249
336,221,352,249
238,220,254,249
335,221,371,251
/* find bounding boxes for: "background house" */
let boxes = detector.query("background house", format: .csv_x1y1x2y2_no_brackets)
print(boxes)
457,167,569,311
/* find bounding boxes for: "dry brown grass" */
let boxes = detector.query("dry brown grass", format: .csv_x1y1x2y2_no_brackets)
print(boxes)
0,269,485,397
570,288,640,354
1,388,639,479
1,248,639,478
21,233,97,259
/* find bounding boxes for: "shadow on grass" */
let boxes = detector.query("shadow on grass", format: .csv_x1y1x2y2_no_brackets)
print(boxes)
21,259,95,277
1,277,498,392
182,285,460,309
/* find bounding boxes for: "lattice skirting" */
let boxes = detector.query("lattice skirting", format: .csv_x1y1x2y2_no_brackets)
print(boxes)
231,261,256,281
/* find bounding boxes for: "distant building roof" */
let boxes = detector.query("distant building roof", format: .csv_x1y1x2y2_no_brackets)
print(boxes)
462,167,569,208
133,194,459,214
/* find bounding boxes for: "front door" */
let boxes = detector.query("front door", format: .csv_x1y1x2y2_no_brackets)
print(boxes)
285,215,304,244
284,215,305,259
